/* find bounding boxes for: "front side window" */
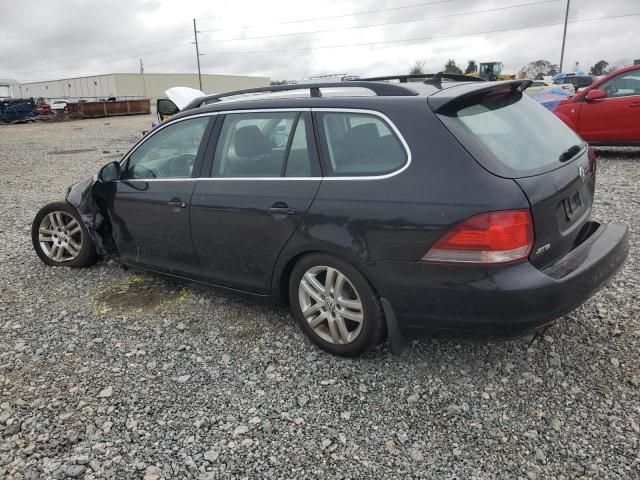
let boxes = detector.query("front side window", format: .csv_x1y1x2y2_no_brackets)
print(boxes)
318,112,407,176
600,71,640,98
123,117,209,179
212,111,312,177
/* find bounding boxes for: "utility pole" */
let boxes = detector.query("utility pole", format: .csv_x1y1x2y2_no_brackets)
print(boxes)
139,58,147,98
193,18,203,91
559,0,570,73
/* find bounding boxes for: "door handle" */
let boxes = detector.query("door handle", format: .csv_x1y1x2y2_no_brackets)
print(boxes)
268,207,296,215
630,102,640,108
268,202,296,217
168,199,187,209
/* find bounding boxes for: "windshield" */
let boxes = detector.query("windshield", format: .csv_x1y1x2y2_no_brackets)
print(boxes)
437,88,585,178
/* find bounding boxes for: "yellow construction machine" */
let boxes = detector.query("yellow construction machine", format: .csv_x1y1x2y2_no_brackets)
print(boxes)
469,62,515,81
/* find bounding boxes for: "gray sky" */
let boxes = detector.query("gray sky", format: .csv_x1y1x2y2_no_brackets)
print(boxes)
1,0,637,83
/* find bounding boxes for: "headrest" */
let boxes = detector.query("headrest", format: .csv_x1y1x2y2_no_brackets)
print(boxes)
234,125,270,157
342,123,380,155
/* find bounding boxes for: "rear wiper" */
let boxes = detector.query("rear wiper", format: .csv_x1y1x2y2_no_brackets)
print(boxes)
559,144,582,162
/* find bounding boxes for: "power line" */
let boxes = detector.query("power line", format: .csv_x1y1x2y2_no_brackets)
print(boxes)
6,34,192,73
144,55,196,68
5,0,470,76
9,7,636,80
197,13,640,56
19,52,196,82
200,0,561,44
199,0,454,31
10,42,192,75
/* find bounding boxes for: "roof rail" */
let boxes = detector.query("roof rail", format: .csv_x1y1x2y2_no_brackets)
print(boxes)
356,72,486,84
183,81,418,110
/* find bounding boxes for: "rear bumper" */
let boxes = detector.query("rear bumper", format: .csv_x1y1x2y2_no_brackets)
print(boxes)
366,222,629,335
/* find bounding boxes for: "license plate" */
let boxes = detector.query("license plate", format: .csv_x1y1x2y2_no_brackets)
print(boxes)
563,191,583,220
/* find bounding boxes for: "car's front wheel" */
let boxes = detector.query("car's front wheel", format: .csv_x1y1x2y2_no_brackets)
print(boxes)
31,202,97,268
289,253,386,357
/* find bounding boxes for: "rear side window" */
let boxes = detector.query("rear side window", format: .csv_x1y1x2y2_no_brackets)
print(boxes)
437,88,584,178
317,112,407,176
212,112,313,177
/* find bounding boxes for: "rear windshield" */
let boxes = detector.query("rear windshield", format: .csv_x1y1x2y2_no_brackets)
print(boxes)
437,87,585,178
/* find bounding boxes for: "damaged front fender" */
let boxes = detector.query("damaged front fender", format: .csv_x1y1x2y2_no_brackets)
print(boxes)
65,177,116,256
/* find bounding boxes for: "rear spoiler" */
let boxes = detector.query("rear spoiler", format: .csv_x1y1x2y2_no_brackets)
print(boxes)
427,80,533,111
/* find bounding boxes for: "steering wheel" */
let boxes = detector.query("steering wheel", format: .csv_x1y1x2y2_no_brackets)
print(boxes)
604,84,618,97
132,164,157,179
166,153,196,177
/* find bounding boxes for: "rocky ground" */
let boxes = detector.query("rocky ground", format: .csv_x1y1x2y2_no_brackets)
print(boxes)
0,116,638,479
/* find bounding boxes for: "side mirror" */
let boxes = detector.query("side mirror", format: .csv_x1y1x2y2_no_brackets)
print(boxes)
98,161,121,182
157,98,179,122
585,89,606,101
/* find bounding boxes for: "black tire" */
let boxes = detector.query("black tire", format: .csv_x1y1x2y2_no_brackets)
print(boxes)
289,253,386,357
31,201,97,268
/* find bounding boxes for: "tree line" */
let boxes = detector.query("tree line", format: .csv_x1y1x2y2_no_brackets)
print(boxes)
410,58,620,78
269,58,621,85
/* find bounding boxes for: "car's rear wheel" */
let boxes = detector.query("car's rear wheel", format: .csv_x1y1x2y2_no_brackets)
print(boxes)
289,253,385,357
31,202,97,268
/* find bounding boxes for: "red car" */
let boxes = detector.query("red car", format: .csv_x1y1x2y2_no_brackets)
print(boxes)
554,64,640,145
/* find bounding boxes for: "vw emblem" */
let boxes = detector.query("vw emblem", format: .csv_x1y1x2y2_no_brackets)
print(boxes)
578,165,586,180
325,298,336,312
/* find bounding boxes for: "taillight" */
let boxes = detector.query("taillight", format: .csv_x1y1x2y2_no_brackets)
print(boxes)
422,210,534,265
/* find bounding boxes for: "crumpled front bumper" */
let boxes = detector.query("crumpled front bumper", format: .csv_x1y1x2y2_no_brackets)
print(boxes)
65,176,114,255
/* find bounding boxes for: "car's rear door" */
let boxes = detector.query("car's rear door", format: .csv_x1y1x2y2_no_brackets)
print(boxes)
578,70,640,142
109,115,215,276
190,109,322,293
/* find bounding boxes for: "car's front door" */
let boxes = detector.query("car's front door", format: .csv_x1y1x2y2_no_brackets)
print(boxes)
190,110,322,293
109,115,214,276
578,70,640,142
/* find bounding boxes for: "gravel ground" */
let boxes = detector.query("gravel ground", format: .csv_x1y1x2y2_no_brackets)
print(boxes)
0,116,638,479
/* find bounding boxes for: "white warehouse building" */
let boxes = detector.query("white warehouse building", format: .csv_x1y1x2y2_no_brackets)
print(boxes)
18,72,270,104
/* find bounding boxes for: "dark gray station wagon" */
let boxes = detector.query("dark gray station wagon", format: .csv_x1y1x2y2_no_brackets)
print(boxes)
32,75,629,356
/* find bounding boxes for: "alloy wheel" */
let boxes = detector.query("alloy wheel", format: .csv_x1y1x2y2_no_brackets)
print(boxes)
38,211,83,262
298,265,364,345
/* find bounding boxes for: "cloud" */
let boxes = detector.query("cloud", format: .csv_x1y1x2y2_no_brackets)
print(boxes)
1,0,637,83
